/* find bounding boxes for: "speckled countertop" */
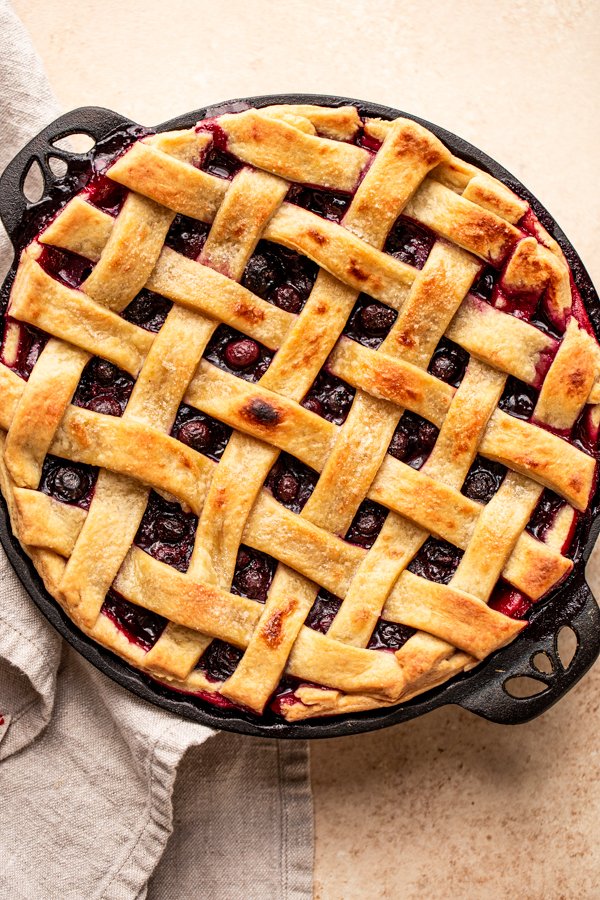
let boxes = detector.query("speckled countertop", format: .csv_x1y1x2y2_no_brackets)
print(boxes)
13,1,600,896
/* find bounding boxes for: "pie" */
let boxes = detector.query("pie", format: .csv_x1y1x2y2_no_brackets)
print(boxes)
0,102,598,722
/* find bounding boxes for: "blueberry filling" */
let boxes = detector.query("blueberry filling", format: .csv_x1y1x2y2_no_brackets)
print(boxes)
242,241,317,312
499,376,538,420
265,453,318,513
345,500,388,549
428,338,469,386
343,295,397,349
356,129,382,153
204,325,273,382
462,457,507,503
526,489,565,541
301,371,355,425
0,124,147,268
84,174,127,216
384,216,435,269
165,214,210,259
177,419,211,451
270,675,302,707
231,546,277,602
270,283,304,314
39,456,97,509
367,619,414,651
243,249,282,299
387,411,439,469
528,303,563,340
196,119,228,150
471,265,498,302
201,147,242,180
122,289,172,332
407,538,463,584
228,338,261,368
572,405,600,458
0,320,47,380
72,357,134,416
36,244,93,288
305,590,342,633
488,581,532,619
286,184,351,222
495,286,540,322
196,640,244,681
172,404,231,461
101,589,167,650
134,490,198,573
305,589,414,652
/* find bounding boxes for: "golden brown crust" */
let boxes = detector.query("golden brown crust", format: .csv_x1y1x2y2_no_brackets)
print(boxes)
217,109,370,190
107,137,227,221
261,104,361,141
10,248,154,376
81,193,175,309
263,202,415,306
404,178,522,264
3,340,90,488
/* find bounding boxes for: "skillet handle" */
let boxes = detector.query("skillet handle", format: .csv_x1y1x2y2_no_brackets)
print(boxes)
0,106,132,245
455,565,600,725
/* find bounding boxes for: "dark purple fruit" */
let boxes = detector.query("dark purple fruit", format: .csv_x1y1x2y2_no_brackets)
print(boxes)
359,303,396,335
270,283,303,313
155,515,187,544
355,511,381,535
429,352,462,383
243,254,282,299
305,591,342,633
417,421,438,452
463,469,498,502
325,384,352,417
50,467,89,503
235,560,270,600
198,640,243,680
94,359,118,385
274,473,300,503
178,419,213,452
388,428,409,460
471,267,497,301
87,396,122,416
153,544,187,568
302,397,324,416
502,391,535,419
367,619,414,651
224,338,261,370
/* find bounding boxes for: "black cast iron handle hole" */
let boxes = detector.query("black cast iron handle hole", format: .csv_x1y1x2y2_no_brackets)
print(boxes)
51,132,97,154
556,624,578,670
47,155,69,179
504,675,549,698
502,623,580,702
17,128,101,216
531,650,553,674
21,158,45,204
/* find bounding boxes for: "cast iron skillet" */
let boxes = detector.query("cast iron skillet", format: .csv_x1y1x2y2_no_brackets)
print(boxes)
1,94,599,740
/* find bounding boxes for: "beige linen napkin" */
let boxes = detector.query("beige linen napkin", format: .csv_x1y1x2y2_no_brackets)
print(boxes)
0,3,313,897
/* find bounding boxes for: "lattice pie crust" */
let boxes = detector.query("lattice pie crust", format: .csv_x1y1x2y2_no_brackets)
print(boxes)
0,104,598,721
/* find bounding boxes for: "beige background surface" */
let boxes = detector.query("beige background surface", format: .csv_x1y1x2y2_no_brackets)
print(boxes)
11,1,600,897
